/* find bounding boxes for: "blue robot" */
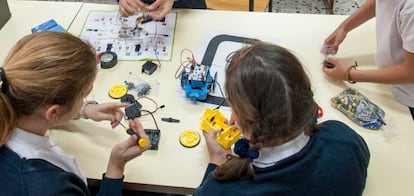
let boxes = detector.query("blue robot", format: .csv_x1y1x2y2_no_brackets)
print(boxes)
180,63,217,103
180,34,256,104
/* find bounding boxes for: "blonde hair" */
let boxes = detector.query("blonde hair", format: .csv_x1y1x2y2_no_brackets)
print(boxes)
0,32,97,146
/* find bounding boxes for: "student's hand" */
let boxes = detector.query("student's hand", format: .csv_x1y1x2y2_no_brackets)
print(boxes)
83,102,129,128
145,0,174,20
203,130,232,165
228,112,240,130
105,119,150,179
322,57,350,81
321,27,347,56
227,112,236,126
119,0,147,17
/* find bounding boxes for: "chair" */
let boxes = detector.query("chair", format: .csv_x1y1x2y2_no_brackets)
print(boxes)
324,0,334,14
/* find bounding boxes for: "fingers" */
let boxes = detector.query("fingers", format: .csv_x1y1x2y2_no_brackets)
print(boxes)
88,102,127,124
110,111,124,128
146,0,173,20
322,57,337,72
102,102,129,109
146,0,163,11
203,129,221,148
202,129,218,139
228,113,236,126
150,10,168,20
129,119,144,134
119,0,141,16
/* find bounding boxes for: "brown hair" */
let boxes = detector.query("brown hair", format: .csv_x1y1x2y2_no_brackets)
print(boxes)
214,41,318,181
0,32,97,146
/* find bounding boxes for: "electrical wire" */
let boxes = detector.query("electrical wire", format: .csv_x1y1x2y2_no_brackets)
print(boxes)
142,109,160,131
136,96,165,115
214,81,227,109
175,48,197,79
151,20,162,69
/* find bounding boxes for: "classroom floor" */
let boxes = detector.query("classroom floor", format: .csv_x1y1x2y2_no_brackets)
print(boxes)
272,0,364,15
34,0,364,15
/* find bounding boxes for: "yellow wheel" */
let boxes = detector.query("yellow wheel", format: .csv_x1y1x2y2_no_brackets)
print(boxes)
108,84,127,99
179,130,200,148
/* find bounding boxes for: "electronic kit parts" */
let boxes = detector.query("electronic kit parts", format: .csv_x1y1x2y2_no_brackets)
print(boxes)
99,43,118,69
179,130,200,148
108,84,128,99
199,108,241,149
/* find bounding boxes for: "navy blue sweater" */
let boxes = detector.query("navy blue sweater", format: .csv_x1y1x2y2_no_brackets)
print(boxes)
0,146,123,196
195,120,370,196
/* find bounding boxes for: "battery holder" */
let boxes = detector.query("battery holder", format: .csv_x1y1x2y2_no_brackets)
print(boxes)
142,61,157,75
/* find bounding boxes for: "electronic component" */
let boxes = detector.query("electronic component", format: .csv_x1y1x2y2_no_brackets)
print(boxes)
135,44,141,52
199,108,241,149
142,61,157,75
135,83,151,97
180,62,217,103
140,15,154,24
331,88,386,129
144,128,160,150
99,43,118,69
179,130,200,148
323,60,335,68
121,94,142,119
161,117,180,123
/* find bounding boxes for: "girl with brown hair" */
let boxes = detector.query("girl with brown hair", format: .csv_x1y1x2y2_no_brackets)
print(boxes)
196,41,370,196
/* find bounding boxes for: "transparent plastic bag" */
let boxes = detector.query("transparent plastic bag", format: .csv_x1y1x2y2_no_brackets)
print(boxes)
331,88,385,130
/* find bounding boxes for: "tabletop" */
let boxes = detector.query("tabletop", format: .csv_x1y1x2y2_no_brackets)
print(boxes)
2,1,414,195
0,0,83,61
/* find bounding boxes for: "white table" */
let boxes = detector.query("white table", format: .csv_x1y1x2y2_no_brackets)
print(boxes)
3,2,414,195
0,0,83,61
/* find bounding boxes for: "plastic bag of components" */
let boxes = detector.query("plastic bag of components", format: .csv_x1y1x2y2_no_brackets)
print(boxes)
331,88,385,130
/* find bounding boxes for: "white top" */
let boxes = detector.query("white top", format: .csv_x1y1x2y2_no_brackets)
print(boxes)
375,0,414,107
6,128,87,184
253,133,310,168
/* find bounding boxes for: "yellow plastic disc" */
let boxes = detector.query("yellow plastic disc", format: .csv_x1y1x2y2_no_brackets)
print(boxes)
179,130,200,148
137,138,148,148
108,84,127,99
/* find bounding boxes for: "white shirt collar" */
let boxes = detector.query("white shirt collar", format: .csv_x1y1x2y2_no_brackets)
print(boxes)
253,132,310,168
6,127,87,184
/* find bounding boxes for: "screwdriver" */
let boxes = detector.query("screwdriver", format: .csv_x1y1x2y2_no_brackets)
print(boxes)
119,121,148,148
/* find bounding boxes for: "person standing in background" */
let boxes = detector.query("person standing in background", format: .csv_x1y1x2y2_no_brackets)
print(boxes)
118,0,206,20
321,0,414,120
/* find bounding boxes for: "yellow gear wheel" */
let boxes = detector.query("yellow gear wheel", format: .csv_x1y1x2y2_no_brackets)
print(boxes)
108,84,127,99
179,130,200,148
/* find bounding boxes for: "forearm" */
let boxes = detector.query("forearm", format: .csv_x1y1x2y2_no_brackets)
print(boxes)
350,51,414,84
351,65,414,84
105,159,126,179
338,0,375,33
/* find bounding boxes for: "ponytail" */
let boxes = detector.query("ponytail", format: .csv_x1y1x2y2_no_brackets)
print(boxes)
0,85,17,146
214,155,255,181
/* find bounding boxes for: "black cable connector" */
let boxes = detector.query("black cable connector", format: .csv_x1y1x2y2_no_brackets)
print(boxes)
161,117,180,123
